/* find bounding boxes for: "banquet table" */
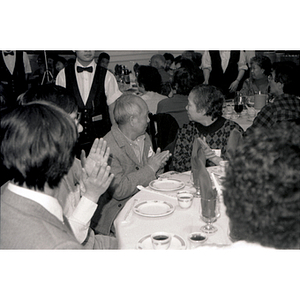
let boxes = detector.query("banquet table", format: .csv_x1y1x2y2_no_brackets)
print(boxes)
114,167,232,250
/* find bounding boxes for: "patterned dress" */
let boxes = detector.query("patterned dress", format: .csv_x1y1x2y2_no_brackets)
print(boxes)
172,117,244,172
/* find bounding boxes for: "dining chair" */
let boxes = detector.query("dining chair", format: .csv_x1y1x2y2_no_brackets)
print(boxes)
148,113,179,152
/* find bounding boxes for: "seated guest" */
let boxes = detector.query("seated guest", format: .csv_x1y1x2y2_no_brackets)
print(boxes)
0,102,114,249
163,52,174,73
150,54,172,96
171,85,244,172
245,62,300,136
223,123,300,249
240,55,272,96
137,65,166,114
19,85,117,248
149,54,172,84
157,67,199,127
91,94,171,236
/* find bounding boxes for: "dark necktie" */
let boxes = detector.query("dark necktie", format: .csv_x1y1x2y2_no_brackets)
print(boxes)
77,66,93,73
4,51,14,56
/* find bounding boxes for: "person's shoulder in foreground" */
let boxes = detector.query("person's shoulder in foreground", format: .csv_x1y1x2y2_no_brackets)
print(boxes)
0,102,82,249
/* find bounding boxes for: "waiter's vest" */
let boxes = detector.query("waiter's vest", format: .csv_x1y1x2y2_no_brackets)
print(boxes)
209,51,241,97
65,63,111,145
0,51,27,102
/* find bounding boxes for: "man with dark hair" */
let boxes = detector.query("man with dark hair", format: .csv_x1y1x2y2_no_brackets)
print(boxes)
0,102,115,249
163,52,174,72
56,50,122,156
17,85,117,248
157,67,198,127
245,62,300,135
98,52,110,69
223,123,300,249
137,65,165,114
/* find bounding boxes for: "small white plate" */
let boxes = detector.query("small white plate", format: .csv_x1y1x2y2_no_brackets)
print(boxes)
137,234,186,250
133,200,174,217
149,178,185,192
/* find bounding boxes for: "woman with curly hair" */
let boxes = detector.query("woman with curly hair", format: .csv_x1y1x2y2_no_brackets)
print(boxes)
170,84,244,172
240,55,272,96
223,122,300,249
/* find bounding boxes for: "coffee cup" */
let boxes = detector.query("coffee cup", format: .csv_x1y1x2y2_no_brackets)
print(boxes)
151,232,172,250
188,232,207,249
254,94,267,110
177,191,193,209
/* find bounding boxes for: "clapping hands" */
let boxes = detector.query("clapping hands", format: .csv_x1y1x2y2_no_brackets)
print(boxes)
147,147,172,173
79,138,114,203
80,138,110,176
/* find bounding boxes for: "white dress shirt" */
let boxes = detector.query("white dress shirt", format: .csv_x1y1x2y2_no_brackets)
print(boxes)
55,59,122,105
2,51,32,75
201,50,248,73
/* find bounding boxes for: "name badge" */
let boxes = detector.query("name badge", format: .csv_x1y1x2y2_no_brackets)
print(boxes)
92,114,102,122
148,147,154,158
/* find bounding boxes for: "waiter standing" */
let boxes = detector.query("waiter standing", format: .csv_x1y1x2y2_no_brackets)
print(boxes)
0,50,32,108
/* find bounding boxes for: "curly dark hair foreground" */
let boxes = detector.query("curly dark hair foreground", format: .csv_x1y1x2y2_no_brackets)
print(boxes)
223,122,300,249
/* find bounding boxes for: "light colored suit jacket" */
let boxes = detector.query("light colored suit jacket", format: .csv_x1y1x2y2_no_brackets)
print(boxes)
0,187,117,249
0,188,83,249
92,125,156,235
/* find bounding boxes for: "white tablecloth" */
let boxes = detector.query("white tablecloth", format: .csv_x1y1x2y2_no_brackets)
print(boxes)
114,169,232,250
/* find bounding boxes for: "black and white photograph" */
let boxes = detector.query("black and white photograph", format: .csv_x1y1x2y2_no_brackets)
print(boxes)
1,1,299,299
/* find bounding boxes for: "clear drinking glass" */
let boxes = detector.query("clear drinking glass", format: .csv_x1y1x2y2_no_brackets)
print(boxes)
234,96,244,118
200,195,218,234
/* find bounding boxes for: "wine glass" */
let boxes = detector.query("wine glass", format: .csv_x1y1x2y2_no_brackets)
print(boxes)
234,96,244,118
200,195,218,233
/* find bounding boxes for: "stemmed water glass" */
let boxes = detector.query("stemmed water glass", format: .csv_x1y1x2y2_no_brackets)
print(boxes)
200,194,218,234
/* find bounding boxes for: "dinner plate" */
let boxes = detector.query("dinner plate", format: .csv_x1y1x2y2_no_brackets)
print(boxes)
137,234,186,250
149,178,185,192
133,200,174,217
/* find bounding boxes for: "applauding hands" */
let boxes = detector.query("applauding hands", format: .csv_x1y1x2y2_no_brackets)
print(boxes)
79,138,114,203
147,147,172,173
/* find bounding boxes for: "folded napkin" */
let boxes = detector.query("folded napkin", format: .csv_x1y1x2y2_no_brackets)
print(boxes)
191,139,215,200
194,137,222,165
226,129,243,160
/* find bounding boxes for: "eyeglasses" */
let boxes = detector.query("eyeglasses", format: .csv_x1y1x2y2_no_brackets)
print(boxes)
76,112,81,122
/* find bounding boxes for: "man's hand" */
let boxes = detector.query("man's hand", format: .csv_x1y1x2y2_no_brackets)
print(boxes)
147,148,172,173
80,138,110,177
80,162,114,203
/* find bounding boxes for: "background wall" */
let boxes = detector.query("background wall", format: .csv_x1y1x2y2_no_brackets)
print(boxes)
26,50,300,76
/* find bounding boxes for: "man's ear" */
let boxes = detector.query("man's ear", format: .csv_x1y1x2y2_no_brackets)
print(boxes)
129,115,135,126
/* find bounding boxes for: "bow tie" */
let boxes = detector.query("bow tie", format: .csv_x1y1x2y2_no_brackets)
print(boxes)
4,51,14,56
77,66,93,73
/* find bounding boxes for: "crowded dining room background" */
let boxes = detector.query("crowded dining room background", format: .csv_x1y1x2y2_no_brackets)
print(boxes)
2,0,300,295
1,49,299,248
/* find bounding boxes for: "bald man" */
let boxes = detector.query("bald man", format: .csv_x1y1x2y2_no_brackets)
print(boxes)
91,94,171,236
